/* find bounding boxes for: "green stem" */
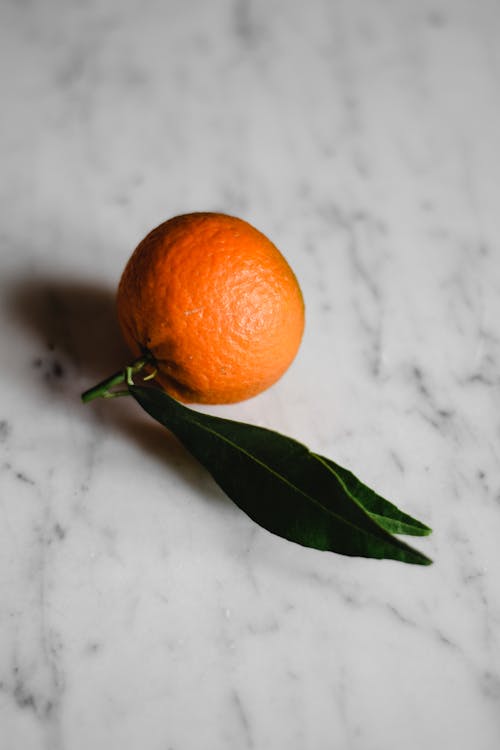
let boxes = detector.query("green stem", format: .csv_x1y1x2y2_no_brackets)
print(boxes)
81,356,150,403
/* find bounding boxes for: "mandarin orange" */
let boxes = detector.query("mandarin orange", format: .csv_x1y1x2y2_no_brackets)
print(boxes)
116,212,305,404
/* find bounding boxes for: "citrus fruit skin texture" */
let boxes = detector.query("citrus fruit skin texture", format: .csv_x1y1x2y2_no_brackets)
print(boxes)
116,212,305,404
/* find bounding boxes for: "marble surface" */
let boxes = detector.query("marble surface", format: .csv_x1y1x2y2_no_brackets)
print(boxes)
1,0,500,748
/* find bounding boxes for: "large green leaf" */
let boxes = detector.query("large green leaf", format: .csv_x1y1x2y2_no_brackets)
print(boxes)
130,385,432,566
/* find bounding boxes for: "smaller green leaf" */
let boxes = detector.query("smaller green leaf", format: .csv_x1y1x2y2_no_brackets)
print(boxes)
314,456,432,537
130,385,432,566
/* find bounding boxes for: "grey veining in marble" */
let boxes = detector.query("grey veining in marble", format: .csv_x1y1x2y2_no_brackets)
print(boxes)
1,0,500,748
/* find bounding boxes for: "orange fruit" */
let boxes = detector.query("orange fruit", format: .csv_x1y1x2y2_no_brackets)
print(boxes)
116,212,305,404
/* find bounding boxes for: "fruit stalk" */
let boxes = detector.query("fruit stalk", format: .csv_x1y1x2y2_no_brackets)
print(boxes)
81,356,150,403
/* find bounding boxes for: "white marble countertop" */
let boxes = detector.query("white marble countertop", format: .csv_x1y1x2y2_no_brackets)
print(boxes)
2,0,500,748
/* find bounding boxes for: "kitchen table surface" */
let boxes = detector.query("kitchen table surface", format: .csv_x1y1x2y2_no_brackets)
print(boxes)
1,1,500,748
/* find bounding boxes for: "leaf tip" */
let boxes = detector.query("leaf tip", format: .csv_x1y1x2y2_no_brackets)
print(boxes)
413,550,433,566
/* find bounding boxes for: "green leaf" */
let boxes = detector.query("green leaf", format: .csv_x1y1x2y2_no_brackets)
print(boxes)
130,386,432,566
314,456,432,537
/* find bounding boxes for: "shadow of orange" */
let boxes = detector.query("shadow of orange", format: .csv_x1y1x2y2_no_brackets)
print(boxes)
6,274,228,506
